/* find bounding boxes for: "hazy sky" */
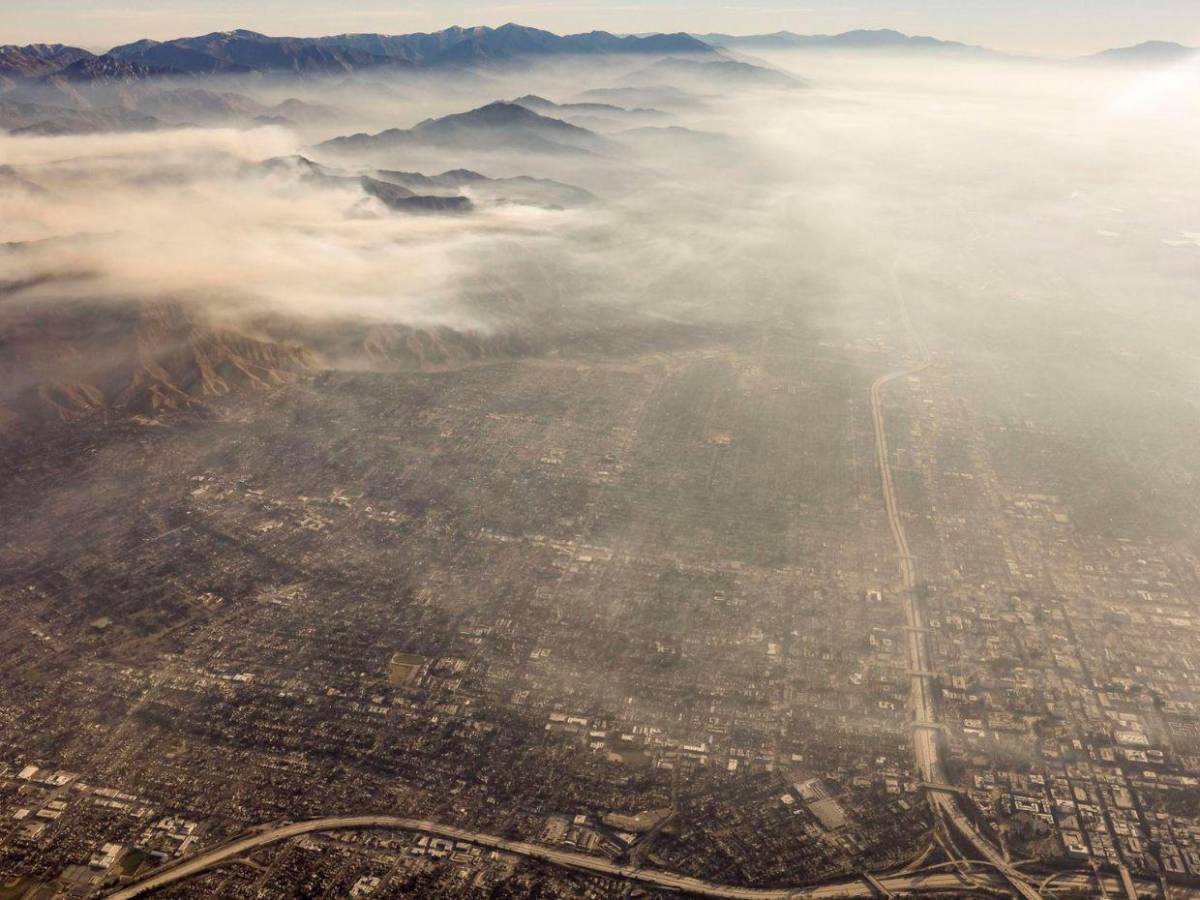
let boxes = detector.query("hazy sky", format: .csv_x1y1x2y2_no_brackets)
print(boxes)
3,0,1197,58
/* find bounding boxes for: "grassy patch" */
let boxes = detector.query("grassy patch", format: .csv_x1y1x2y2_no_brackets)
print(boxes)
388,651,426,686
119,849,150,877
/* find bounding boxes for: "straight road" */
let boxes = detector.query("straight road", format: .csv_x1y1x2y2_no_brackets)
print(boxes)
870,274,1043,900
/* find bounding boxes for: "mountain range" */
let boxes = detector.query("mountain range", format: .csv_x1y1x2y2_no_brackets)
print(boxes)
694,28,992,55
0,88,341,135
0,25,715,85
4,26,1196,92
697,29,1200,65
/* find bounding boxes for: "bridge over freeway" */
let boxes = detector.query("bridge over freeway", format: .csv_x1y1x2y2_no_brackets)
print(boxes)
918,782,968,797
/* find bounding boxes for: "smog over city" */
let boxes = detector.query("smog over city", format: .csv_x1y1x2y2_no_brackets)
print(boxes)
1,4,1200,898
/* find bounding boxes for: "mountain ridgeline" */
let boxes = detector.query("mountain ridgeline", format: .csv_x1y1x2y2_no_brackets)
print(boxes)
0,25,716,84
2,24,1195,92
319,101,619,158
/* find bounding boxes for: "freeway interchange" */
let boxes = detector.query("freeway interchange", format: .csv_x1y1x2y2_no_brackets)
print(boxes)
101,814,1127,899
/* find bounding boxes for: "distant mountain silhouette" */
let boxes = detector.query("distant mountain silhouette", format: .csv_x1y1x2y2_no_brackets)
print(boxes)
0,164,47,195
622,57,806,89
133,87,264,122
1086,41,1199,65
697,28,993,55
0,98,163,134
576,85,704,110
508,94,667,132
127,89,336,127
511,94,644,116
319,101,615,158
0,87,341,133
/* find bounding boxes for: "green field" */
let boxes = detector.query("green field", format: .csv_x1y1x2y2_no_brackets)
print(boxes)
119,849,149,877
388,651,426,686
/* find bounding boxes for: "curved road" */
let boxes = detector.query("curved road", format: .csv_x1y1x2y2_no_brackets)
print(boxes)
102,814,1120,899
101,815,961,899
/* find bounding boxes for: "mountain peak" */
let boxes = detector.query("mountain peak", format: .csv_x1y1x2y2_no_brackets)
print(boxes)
1089,40,1198,63
419,100,551,126
1127,39,1187,49
319,98,610,158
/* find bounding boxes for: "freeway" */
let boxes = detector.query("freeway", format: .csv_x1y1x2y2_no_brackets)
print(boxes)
870,274,1043,900
100,815,969,899
101,814,1121,899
